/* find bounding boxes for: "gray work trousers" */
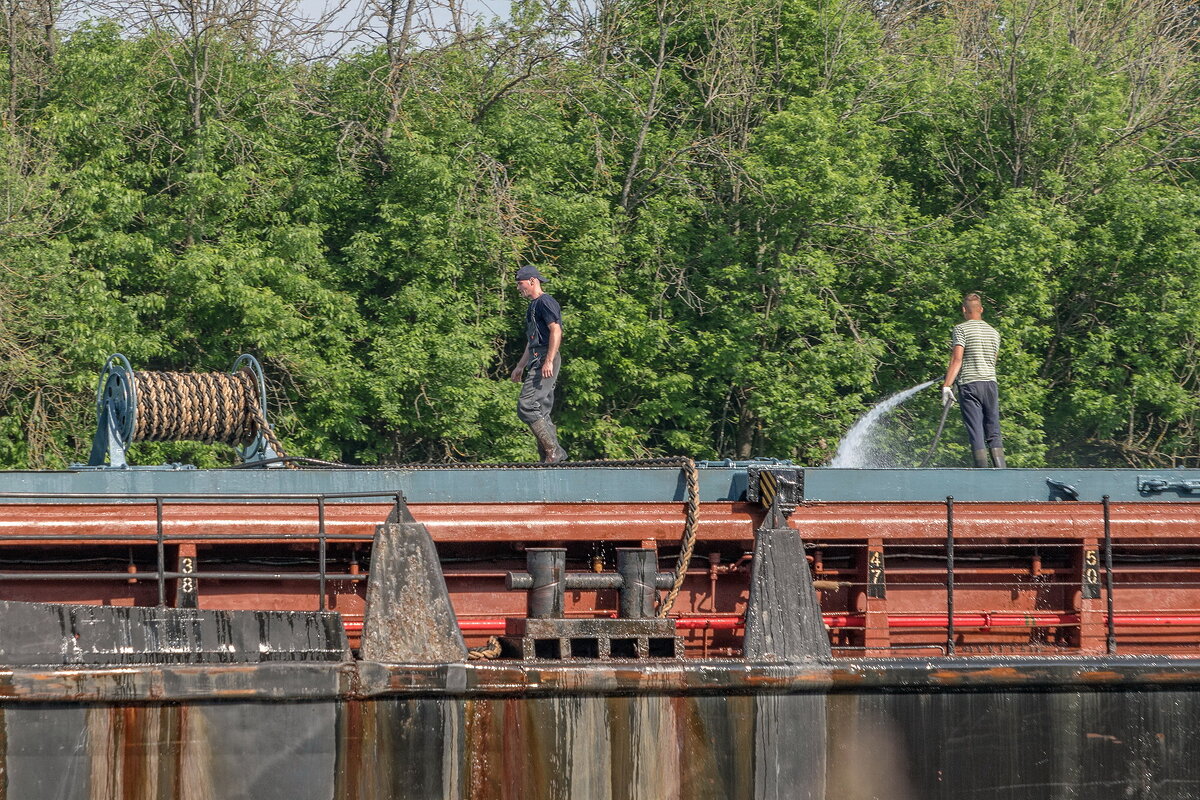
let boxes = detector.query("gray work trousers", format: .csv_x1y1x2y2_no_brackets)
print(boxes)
517,346,560,423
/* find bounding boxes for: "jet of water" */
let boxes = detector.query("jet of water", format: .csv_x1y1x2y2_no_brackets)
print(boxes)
829,380,937,468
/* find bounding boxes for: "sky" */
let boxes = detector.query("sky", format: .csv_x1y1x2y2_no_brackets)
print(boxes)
287,0,515,55
292,0,513,27
66,0,515,57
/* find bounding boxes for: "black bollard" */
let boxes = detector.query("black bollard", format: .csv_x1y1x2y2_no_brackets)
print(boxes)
616,548,659,619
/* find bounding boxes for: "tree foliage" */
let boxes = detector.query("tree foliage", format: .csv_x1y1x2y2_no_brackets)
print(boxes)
2,0,1199,467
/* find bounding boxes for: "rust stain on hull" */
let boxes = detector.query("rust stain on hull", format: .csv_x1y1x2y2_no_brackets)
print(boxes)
0,661,1198,799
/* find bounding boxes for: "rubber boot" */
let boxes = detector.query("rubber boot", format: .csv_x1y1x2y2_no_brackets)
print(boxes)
529,418,568,463
527,420,548,461
545,420,568,462
989,446,1007,468
531,431,549,461
972,449,990,468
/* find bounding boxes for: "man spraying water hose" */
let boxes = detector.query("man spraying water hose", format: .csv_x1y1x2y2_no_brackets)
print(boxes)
940,293,1005,468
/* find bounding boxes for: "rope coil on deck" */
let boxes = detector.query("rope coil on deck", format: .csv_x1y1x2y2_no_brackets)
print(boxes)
467,636,502,660
129,369,285,459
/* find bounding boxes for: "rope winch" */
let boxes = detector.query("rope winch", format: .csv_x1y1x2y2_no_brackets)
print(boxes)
86,354,286,468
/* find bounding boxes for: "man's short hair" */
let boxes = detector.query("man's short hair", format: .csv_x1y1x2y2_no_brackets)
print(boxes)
962,293,983,313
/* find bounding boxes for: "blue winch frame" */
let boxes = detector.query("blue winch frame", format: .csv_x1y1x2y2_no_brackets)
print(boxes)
84,353,280,469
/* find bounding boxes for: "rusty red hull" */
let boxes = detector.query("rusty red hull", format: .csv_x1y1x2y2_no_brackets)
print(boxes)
2,658,1200,800
1,497,1199,657
2,466,1200,799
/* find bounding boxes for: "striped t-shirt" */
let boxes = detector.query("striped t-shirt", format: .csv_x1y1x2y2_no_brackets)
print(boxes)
950,320,1000,384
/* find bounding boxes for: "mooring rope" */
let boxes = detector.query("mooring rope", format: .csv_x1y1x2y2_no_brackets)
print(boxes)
467,636,502,660
657,457,699,617
131,370,287,458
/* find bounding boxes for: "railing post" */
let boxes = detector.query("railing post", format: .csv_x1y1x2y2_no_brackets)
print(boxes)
1103,495,1116,654
946,496,955,656
155,497,166,607
318,496,327,611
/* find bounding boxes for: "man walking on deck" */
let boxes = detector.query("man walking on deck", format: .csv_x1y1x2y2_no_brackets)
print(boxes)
941,293,1005,468
511,265,568,462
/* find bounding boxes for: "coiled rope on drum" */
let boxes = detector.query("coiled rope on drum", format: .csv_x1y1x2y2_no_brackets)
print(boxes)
131,370,288,461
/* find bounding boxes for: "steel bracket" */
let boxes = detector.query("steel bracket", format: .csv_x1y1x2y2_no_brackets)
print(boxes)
747,466,803,515
1138,475,1200,496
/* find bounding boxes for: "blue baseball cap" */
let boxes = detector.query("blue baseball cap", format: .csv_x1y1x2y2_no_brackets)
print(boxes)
516,265,548,283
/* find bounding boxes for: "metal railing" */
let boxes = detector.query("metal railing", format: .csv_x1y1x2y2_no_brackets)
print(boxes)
4,490,1200,657
813,494,1200,657
0,491,403,611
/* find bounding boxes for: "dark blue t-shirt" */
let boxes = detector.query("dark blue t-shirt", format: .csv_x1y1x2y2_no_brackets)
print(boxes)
525,294,563,347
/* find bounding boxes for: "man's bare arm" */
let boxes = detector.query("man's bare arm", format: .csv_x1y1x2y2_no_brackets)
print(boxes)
542,322,562,378
943,345,964,388
511,343,531,383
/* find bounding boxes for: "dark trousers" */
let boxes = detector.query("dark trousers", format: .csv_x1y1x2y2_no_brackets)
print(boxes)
517,347,560,423
959,380,1002,451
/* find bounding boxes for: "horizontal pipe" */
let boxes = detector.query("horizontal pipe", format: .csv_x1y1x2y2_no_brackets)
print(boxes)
861,613,1200,628
0,571,367,582
440,613,1200,635
827,613,1077,629
1107,614,1200,626
674,617,744,630
459,619,508,631
450,617,747,632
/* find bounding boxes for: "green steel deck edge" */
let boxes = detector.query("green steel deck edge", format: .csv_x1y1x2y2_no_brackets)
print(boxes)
0,466,1197,503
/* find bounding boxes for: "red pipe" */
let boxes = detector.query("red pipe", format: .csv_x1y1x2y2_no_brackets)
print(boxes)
1111,614,1200,626
826,613,1200,628
674,617,743,630
453,617,746,632
440,613,1200,635
459,619,507,631
831,613,1079,629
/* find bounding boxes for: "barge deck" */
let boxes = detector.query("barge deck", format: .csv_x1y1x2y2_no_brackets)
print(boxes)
1,463,1199,798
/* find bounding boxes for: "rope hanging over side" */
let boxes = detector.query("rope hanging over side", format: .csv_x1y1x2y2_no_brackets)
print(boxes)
658,457,699,618
132,369,287,458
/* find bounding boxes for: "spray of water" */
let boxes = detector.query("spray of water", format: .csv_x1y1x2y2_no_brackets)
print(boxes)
829,380,936,468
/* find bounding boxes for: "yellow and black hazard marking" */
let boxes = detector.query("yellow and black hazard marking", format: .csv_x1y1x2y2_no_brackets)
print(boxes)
747,466,802,515
758,469,779,510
